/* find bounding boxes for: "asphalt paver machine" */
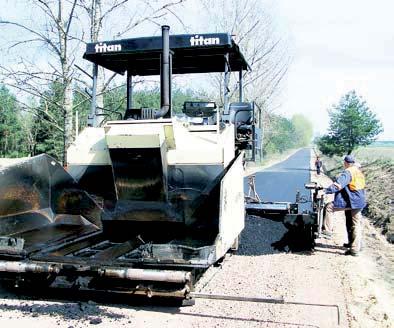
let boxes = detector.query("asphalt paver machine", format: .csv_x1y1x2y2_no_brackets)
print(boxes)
0,26,256,300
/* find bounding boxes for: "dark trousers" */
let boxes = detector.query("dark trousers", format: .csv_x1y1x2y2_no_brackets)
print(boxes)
323,204,363,252
345,209,363,252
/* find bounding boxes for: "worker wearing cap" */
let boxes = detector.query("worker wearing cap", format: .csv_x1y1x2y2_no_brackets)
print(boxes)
322,155,366,256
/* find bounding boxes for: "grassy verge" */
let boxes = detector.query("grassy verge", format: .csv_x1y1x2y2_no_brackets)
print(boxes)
316,146,394,243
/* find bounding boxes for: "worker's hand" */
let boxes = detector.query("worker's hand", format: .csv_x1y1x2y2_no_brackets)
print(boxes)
333,182,341,190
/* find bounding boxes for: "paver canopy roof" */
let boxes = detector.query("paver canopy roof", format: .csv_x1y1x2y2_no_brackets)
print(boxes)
84,33,250,76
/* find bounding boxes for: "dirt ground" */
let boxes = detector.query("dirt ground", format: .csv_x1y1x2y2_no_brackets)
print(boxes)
0,149,393,327
313,156,394,328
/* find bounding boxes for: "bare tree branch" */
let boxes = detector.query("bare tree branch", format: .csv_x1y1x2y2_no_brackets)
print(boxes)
0,20,61,57
65,0,78,36
100,0,129,22
14,98,64,132
115,0,185,37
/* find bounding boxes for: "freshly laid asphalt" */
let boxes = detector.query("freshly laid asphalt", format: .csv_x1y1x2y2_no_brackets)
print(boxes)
246,148,312,212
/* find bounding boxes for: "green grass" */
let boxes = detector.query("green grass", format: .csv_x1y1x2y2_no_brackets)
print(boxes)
354,146,394,162
371,141,394,147
318,144,394,179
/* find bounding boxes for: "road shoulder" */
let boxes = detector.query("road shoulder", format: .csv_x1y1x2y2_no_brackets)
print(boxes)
311,150,394,328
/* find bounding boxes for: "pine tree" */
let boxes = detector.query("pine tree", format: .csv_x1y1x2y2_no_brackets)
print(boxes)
31,82,64,161
318,90,383,156
0,85,28,157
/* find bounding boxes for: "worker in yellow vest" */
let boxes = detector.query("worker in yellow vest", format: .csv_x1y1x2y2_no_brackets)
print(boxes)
322,155,366,256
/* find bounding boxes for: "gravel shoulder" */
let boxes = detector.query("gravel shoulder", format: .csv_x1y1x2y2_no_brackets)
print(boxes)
0,149,393,327
311,152,394,328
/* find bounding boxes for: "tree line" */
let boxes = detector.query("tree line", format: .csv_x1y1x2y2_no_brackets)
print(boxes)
0,0,311,162
0,81,312,161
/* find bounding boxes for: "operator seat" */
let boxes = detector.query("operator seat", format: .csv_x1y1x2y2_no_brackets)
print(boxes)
229,102,254,151
229,102,253,126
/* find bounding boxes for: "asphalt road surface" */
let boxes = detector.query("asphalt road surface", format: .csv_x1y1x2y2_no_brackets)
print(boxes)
249,148,312,212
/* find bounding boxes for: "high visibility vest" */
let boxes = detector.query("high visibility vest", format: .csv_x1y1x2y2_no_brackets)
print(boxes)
346,166,365,191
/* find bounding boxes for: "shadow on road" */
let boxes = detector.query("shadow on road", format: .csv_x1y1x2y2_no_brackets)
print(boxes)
314,242,346,255
0,285,184,321
0,292,125,322
0,286,323,327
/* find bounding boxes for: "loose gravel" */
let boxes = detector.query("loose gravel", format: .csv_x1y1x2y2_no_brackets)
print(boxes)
0,150,392,327
0,215,349,328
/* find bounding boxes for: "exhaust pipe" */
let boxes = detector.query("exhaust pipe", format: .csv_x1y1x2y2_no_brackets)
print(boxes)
155,25,171,119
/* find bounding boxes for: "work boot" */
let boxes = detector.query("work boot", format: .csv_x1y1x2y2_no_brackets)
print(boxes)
344,250,359,257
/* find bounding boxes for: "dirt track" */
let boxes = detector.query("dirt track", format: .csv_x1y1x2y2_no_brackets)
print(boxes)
0,149,393,327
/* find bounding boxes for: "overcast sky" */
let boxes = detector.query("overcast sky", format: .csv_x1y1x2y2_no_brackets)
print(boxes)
275,0,394,140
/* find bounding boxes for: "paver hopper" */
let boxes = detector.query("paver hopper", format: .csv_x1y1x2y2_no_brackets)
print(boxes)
0,26,256,299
